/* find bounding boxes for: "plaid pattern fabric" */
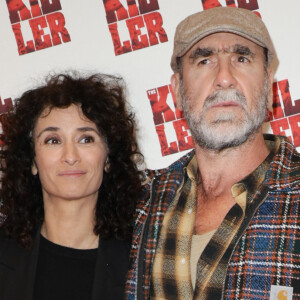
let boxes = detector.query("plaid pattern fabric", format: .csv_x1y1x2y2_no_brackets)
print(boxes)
126,153,194,300
151,157,197,299
126,153,192,299
125,134,300,300
192,137,277,299
224,136,300,299
150,156,247,299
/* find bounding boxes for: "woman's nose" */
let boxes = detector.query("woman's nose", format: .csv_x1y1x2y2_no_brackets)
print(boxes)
61,142,80,165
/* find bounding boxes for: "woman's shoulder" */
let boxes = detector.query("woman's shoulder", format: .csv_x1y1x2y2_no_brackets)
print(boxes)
0,228,30,258
99,237,130,280
0,228,9,249
0,228,18,265
100,236,130,266
0,228,16,253
101,236,130,254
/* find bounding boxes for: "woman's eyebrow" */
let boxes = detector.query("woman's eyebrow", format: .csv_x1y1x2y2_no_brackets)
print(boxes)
36,127,59,138
76,127,100,135
36,126,100,138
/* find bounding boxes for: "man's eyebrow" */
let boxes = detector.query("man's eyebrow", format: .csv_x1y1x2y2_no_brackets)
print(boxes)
188,44,255,63
189,47,214,62
232,44,255,57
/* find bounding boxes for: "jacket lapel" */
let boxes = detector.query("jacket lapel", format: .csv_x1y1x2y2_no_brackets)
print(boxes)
0,229,40,300
91,237,106,299
91,237,130,300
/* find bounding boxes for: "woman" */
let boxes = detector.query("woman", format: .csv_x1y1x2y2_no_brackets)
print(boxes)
0,73,143,300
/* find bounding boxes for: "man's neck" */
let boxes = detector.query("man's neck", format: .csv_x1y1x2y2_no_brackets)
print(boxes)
193,132,270,234
194,132,269,198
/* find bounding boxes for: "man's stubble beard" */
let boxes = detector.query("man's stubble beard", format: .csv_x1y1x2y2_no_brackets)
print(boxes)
180,77,269,151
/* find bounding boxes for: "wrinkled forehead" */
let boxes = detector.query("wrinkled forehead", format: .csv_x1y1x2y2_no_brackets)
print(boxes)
184,32,264,59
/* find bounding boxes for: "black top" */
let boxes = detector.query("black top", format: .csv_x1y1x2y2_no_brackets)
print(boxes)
34,234,97,300
0,228,130,300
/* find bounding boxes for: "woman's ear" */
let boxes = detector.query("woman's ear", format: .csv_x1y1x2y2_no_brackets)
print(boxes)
104,157,110,173
31,161,38,176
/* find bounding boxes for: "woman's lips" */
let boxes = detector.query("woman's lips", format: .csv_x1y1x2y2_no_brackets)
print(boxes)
58,170,86,177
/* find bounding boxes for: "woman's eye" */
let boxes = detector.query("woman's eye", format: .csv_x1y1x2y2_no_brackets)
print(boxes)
79,136,95,144
45,137,60,144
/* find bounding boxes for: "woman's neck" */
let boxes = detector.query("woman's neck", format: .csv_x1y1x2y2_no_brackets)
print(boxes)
41,197,99,249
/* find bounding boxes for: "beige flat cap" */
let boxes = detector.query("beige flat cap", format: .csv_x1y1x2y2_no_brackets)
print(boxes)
171,7,276,72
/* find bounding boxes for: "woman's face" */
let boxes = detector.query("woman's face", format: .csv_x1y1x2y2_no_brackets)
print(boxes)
32,104,108,204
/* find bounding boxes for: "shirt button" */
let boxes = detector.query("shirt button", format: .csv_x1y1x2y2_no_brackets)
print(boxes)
180,258,186,264
188,208,193,214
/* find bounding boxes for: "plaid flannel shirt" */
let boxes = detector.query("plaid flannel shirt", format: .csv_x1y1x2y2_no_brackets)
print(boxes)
125,134,300,299
150,154,248,299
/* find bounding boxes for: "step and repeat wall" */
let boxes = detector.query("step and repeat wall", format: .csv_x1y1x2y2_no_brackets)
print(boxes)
0,0,299,169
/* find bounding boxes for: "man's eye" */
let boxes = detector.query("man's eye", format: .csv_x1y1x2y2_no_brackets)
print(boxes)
198,58,210,65
79,136,94,144
237,56,249,63
45,137,60,144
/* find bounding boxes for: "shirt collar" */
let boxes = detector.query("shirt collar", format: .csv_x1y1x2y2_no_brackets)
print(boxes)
185,136,278,207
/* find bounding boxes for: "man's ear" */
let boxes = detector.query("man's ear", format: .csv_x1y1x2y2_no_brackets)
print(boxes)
266,68,274,110
171,73,183,111
31,161,38,176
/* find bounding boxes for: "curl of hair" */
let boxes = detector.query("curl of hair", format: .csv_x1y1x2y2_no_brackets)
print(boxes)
0,73,143,249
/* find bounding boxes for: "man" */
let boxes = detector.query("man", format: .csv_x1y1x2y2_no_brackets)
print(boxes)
126,7,300,300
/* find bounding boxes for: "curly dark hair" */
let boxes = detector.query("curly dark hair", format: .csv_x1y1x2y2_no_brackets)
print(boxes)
0,73,143,249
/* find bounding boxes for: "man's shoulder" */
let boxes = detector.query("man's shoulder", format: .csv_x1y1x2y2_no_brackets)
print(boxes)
145,150,195,180
137,150,194,209
265,134,300,189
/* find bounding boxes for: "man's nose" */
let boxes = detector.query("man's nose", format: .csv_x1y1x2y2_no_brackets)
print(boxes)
213,58,237,90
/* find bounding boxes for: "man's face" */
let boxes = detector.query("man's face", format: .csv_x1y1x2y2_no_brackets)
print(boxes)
172,32,273,151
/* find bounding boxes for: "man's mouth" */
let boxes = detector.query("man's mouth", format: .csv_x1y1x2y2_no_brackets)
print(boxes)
210,101,241,108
